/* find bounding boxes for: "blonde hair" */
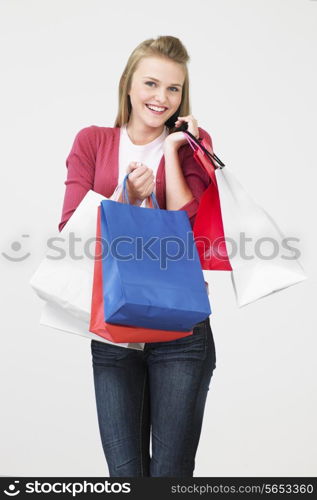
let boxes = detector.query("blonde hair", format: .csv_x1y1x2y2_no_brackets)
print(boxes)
114,36,191,135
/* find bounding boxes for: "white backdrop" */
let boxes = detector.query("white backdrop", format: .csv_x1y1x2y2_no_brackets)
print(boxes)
0,0,316,477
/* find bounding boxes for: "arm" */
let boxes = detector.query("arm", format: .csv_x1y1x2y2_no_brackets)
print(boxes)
163,145,195,210
58,126,97,232
164,127,213,228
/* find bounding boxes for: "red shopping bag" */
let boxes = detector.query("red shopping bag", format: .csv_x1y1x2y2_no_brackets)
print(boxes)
89,206,193,343
185,132,232,271
194,183,232,271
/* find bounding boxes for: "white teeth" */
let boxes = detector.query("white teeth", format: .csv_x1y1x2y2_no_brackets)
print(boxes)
146,104,166,112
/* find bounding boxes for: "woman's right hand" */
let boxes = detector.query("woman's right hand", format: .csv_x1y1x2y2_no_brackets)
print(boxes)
125,162,155,202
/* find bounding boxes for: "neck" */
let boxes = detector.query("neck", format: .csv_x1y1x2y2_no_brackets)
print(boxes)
126,118,165,145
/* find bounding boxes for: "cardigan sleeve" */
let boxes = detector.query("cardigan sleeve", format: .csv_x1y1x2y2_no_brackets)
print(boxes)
58,126,97,232
178,127,213,228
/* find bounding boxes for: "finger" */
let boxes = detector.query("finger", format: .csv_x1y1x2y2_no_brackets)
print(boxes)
128,165,150,179
176,115,199,137
141,178,155,198
175,116,197,128
134,170,154,189
131,176,154,195
126,163,137,174
135,169,154,190
177,115,197,122
127,160,151,172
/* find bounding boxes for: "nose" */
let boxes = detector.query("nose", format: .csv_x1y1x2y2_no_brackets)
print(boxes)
153,88,168,106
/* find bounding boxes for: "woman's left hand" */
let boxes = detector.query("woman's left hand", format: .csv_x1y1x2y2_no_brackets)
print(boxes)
164,114,200,151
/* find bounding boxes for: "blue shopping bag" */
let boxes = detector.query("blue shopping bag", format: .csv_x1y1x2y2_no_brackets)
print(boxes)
99,174,211,331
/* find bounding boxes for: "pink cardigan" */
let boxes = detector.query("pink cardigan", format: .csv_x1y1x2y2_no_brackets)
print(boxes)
58,125,213,232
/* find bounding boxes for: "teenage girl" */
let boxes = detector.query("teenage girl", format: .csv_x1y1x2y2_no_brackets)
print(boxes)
58,35,217,477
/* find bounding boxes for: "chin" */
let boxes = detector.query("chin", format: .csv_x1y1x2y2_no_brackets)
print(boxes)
143,117,164,128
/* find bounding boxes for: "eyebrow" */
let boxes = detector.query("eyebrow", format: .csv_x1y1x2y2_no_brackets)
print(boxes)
143,76,183,88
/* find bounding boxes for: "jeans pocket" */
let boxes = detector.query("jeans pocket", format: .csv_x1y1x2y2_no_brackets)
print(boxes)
148,320,207,361
91,339,132,365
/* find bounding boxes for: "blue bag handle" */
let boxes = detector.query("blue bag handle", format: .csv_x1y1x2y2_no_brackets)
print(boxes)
122,173,160,209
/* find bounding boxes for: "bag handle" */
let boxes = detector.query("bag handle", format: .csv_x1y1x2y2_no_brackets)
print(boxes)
183,130,225,169
122,173,160,209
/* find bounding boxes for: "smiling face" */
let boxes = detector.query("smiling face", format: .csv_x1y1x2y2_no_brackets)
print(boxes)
127,56,185,132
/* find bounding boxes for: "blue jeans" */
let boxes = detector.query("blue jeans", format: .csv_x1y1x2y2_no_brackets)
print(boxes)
90,317,216,477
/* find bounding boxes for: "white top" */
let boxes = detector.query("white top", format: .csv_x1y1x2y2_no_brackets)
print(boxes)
111,123,169,206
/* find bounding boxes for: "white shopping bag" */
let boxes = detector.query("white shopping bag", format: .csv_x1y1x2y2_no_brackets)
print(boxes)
184,131,307,307
40,301,144,350
30,190,106,322
215,166,307,307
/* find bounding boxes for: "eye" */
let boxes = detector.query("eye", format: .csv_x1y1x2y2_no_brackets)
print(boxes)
145,81,179,92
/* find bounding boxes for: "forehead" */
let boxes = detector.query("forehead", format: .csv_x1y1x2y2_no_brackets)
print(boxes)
135,56,185,83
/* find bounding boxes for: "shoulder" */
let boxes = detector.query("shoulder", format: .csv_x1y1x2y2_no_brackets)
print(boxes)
71,125,117,147
197,126,213,149
68,125,119,162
